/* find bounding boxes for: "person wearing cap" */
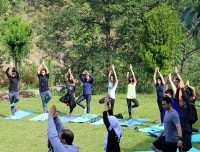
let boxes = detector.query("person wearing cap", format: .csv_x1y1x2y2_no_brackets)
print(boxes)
6,64,20,119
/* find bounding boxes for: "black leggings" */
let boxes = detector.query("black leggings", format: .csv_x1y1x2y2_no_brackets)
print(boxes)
157,98,163,123
127,98,139,113
99,97,115,113
59,94,76,113
76,94,91,113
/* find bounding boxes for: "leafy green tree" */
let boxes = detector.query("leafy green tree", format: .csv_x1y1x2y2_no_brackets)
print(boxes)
1,16,32,69
138,4,183,75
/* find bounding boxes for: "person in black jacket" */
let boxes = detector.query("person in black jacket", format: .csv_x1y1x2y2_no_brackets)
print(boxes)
37,60,52,113
103,94,122,152
6,64,20,119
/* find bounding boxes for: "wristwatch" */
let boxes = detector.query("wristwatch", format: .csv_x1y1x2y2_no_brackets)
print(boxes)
178,136,182,141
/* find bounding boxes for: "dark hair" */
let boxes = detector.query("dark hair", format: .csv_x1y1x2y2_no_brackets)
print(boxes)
156,77,163,85
179,95,186,103
61,129,74,145
40,69,47,74
175,78,180,82
110,74,116,86
67,74,75,84
165,89,173,96
128,76,135,84
162,96,172,104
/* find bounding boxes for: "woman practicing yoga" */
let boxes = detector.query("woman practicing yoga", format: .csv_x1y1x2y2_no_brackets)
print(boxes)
126,64,139,121
59,68,76,118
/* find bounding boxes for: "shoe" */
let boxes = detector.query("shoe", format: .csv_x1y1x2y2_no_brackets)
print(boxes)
127,118,132,123
10,115,16,120
67,113,72,119
85,114,88,120
84,108,87,114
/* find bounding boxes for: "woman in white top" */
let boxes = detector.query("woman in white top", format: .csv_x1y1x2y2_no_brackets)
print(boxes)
126,64,139,121
99,64,118,113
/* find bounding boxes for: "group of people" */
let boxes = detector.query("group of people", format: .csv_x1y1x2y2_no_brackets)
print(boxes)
152,67,198,152
5,61,198,152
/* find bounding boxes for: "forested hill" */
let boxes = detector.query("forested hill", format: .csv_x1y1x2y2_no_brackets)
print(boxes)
0,0,200,94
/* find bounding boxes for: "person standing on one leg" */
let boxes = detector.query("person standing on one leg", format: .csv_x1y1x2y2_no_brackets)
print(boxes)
76,70,94,115
6,63,20,120
59,68,76,119
99,64,118,113
37,60,52,113
126,64,139,122
151,96,182,152
153,67,165,125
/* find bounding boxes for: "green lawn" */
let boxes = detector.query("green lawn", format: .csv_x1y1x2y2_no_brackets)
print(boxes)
0,94,199,152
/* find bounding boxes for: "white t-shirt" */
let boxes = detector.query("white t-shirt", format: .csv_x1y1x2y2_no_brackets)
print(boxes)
108,81,118,99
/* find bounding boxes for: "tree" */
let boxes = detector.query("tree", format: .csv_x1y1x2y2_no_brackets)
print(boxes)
1,16,32,69
138,4,183,75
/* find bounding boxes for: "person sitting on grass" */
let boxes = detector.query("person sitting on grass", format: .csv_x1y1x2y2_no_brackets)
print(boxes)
48,105,79,152
103,94,122,152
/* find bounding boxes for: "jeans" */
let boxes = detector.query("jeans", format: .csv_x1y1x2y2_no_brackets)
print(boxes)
76,94,91,113
9,92,19,115
40,90,52,112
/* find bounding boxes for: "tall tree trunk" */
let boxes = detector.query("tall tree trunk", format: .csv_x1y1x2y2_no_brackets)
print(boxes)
14,56,18,70
104,2,111,75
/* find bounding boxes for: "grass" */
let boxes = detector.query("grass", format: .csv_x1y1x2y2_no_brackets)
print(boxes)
0,93,199,152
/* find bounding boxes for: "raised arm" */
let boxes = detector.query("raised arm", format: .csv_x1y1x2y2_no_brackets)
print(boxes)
108,69,112,80
157,69,165,85
6,67,11,78
103,94,112,130
48,105,66,152
127,72,129,83
37,61,44,74
153,67,157,84
186,80,196,98
168,73,177,97
112,64,118,83
43,61,49,74
13,67,19,80
130,64,137,84
174,67,184,84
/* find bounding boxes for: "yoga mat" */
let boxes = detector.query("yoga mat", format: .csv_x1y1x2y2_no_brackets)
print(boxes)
138,125,164,133
192,134,200,142
4,110,34,120
29,113,48,121
59,114,81,123
70,114,99,123
148,132,160,138
188,147,200,152
134,148,199,152
120,119,149,127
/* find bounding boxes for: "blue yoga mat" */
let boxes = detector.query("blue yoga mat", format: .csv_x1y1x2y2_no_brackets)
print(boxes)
188,147,200,152
120,119,149,127
29,113,48,121
138,125,164,132
134,148,199,152
148,132,160,138
70,114,99,123
59,114,81,123
192,134,200,142
4,110,34,120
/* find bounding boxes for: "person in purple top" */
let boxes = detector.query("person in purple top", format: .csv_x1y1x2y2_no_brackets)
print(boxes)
48,105,79,152
76,70,94,114
6,62,20,120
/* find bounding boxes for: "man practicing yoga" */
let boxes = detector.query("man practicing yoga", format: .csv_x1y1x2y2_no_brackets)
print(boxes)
6,62,20,119
151,96,182,152
48,105,79,152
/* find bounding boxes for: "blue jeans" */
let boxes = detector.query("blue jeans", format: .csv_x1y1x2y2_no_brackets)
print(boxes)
9,92,19,115
40,90,52,112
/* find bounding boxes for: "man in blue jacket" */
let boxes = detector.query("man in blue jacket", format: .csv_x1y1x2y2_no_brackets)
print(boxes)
48,105,79,152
